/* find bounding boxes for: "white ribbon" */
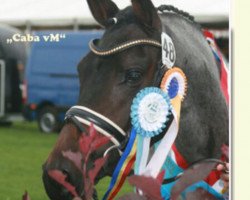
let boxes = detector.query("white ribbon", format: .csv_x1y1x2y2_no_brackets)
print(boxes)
136,95,182,178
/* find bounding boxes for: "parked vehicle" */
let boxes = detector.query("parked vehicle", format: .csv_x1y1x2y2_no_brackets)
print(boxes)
0,24,27,125
23,30,103,133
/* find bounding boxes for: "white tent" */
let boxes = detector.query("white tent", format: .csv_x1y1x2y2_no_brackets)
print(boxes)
0,0,229,26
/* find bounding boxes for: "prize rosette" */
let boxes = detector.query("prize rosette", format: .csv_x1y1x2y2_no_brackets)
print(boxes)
160,67,187,100
130,87,171,137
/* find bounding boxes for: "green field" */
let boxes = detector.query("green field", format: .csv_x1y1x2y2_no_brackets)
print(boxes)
0,122,131,200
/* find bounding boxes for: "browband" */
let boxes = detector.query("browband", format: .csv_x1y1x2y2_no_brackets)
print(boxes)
89,38,161,56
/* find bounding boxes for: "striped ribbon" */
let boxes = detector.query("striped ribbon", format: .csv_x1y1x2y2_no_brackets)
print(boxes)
203,30,229,104
103,129,137,200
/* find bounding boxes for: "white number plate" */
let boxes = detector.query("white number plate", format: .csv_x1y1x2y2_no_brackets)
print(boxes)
161,32,176,68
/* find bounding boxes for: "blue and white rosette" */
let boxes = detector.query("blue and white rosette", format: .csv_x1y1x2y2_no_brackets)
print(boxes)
131,87,172,178
131,87,171,138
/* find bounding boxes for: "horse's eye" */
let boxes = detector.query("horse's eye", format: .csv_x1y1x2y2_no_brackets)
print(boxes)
125,69,143,85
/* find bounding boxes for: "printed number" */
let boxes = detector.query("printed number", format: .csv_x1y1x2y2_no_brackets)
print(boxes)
163,38,175,62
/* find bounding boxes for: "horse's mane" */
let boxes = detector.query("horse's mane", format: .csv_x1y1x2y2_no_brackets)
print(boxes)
157,5,195,23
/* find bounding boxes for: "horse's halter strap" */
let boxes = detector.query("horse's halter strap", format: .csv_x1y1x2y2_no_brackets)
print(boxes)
65,106,126,147
89,38,161,56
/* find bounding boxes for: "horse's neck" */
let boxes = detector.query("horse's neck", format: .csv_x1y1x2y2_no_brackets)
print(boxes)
160,13,228,164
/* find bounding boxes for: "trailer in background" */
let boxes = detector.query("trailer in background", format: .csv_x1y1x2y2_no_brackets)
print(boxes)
0,24,27,125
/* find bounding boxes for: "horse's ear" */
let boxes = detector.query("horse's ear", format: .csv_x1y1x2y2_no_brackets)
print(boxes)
87,0,119,27
131,0,161,30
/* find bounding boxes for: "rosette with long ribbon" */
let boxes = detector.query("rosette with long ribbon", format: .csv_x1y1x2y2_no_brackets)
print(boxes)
103,87,171,200
131,87,171,177
103,69,187,200
135,68,187,181
133,87,172,177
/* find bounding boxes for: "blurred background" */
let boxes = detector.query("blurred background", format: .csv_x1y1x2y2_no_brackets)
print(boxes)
0,0,229,130
0,0,229,199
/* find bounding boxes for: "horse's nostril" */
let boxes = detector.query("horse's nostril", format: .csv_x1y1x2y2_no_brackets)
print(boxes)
62,168,69,175
43,159,85,200
62,169,71,182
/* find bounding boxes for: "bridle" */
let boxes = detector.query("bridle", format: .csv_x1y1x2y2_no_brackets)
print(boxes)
65,37,164,154
65,106,126,146
89,38,161,56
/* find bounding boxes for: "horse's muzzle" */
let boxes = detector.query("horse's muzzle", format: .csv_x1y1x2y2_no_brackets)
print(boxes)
42,157,84,200
42,106,128,200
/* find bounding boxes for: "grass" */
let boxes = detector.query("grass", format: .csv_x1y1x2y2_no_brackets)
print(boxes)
0,122,132,200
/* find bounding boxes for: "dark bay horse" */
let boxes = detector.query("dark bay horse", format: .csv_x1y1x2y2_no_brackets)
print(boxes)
42,0,228,199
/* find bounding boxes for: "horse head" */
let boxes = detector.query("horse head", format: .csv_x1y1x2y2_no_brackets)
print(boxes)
42,0,164,199
42,0,228,199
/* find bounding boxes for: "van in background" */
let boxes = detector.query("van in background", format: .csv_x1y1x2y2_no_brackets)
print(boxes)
23,30,103,133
